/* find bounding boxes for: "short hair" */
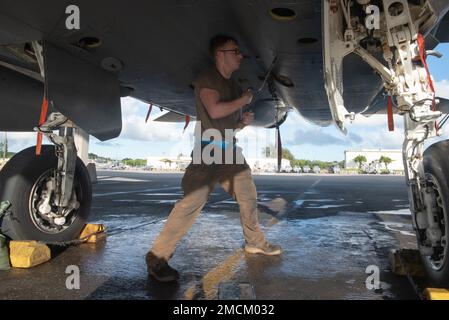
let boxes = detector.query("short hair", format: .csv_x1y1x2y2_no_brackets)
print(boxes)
209,34,238,59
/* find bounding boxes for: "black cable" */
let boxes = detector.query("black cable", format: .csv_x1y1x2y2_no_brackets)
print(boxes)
409,98,436,122
36,117,69,134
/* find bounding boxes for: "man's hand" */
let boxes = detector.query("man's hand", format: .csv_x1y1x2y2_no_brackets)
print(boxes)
241,89,253,105
241,111,254,126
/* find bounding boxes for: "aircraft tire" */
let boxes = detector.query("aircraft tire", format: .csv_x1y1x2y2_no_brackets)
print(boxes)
421,140,449,285
0,145,91,242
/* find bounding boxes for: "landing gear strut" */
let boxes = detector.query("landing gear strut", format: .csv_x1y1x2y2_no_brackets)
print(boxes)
324,0,448,284
0,112,91,242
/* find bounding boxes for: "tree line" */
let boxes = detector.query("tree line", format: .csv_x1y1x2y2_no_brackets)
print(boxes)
262,146,344,169
0,142,14,159
353,155,393,171
88,153,147,167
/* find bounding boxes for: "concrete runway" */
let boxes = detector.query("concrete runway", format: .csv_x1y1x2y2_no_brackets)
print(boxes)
0,171,419,299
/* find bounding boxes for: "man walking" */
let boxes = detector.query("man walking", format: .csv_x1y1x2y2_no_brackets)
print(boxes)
146,34,282,282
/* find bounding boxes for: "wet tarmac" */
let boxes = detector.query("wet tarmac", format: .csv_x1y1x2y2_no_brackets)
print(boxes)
0,171,420,300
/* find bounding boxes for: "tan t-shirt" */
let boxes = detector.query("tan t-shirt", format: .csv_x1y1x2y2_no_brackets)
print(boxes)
193,67,242,141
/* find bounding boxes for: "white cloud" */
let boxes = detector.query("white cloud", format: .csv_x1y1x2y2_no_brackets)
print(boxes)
3,97,194,154
351,114,402,127
119,97,195,143
435,79,449,99
285,108,406,150
121,113,189,142
287,129,346,145
1,132,42,152
334,82,433,150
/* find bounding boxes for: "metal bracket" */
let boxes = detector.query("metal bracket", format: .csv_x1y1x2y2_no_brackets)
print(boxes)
35,112,77,208
323,0,357,134
383,0,416,46
31,41,45,78
353,46,395,85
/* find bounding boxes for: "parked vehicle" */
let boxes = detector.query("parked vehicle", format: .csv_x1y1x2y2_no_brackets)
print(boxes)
282,165,293,173
368,161,382,174
329,165,341,174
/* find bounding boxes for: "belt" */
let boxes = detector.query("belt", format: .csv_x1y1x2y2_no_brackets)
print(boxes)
201,140,236,150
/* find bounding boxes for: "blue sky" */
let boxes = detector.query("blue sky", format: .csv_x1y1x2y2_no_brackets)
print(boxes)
5,44,449,162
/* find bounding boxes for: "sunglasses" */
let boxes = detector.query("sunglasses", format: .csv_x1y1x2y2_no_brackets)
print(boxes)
218,48,242,55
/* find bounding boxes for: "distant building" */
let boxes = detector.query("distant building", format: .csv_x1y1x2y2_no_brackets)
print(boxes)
344,149,403,171
145,156,292,172
246,158,291,172
146,155,191,170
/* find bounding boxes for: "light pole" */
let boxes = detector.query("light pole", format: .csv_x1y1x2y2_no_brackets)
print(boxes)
2,132,6,159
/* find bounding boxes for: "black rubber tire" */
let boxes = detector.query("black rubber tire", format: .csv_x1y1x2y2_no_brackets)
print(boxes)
0,145,91,242
422,140,449,285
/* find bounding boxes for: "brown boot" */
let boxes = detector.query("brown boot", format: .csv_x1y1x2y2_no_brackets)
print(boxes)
146,252,179,282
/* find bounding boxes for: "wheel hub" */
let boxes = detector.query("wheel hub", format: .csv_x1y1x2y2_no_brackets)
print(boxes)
29,169,80,234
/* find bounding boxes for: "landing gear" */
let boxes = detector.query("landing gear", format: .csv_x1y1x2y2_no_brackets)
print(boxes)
0,113,92,242
0,145,91,242
323,0,449,284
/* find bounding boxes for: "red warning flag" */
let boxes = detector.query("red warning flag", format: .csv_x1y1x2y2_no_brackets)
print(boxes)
36,96,48,156
183,115,190,133
387,96,394,132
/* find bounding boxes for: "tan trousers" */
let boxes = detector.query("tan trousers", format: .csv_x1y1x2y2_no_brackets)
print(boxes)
150,163,266,260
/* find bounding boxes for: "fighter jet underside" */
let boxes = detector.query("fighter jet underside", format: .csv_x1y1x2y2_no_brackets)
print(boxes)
1,0,449,285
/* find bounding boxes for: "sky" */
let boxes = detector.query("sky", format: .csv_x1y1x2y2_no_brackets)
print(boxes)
3,44,449,162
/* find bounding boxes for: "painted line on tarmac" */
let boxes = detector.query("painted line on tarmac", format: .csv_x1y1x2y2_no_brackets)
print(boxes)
93,187,181,198
184,250,244,300
266,178,322,226
99,177,150,182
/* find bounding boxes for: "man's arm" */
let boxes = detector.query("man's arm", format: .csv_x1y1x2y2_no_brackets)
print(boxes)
200,88,253,120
